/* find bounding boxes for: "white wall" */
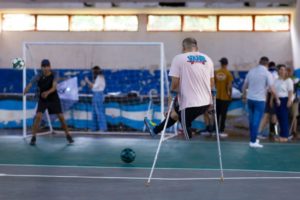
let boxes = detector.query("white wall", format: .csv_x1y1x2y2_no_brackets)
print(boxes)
291,0,300,69
0,14,293,70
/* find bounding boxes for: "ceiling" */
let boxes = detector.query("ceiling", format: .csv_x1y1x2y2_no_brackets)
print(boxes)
0,0,296,10
0,0,296,3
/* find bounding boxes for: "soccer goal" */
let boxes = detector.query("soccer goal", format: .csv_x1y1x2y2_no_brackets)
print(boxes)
22,41,170,138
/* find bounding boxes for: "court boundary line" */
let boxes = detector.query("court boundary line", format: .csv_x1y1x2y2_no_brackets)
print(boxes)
1,173,300,181
2,134,300,146
0,163,300,175
17,136,300,147
21,131,177,140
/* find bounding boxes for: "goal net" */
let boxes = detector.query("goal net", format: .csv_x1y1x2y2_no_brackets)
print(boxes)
22,42,169,137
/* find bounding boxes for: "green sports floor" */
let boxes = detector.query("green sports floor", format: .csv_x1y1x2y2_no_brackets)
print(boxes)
0,133,300,200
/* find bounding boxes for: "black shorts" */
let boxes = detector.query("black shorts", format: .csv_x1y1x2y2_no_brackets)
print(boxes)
265,93,276,114
37,98,62,114
174,97,180,114
179,105,210,138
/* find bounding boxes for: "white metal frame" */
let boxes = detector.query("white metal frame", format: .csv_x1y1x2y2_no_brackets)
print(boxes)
147,96,175,185
22,41,165,138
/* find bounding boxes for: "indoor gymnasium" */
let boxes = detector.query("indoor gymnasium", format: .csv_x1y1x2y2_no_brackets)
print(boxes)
0,0,300,199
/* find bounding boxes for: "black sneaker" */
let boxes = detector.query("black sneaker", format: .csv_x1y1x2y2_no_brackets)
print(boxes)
30,136,36,146
66,135,74,144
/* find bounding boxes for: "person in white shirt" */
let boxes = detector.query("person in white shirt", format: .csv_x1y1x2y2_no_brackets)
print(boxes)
169,37,214,139
273,64,293,142
242,57,280,148
85,66,107,131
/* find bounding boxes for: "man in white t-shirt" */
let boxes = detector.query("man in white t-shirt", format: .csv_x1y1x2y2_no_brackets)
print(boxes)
169,37,214,139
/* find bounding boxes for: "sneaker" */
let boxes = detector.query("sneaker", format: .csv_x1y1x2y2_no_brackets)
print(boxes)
201,131,212,137
30,136,36,146
219,132,228,138
257,135,267,140
144,117,156,137
249,141,263,148
66,135,74,144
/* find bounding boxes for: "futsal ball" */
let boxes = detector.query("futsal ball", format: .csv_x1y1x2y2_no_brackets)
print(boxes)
12,58,25,70
120,148,136,163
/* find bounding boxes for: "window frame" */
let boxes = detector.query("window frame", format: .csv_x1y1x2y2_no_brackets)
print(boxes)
36,14,70,32
0,13,291,32
70,15,104,32
1,13,36,32
254,14,290,32
103,15,139,32
217,14,254,32
147,15,183,32
182,15,217,32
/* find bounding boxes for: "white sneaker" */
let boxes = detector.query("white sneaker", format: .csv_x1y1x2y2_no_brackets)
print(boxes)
219,132,228,138
257,135,267,140
201,131,211,137
249,141,263,148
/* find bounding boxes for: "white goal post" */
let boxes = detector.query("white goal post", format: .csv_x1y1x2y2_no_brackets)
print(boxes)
22,41,167,138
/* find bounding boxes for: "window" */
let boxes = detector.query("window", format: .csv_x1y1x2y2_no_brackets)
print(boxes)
183,16,217,31
255,15,289,31
1,13,290,32
70,15,103,31
2,14,35,31
147,15,181,31
37,15,69,31
104,16,138,31
219,16,253,31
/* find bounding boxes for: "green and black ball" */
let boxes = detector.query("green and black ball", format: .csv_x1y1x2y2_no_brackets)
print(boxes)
120,148,136,163
12,58,25,70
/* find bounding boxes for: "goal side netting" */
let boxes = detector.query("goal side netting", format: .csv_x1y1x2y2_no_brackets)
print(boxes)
22,41,171,138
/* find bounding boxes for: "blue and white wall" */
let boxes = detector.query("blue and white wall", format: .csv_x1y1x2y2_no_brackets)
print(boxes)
0,68,244,130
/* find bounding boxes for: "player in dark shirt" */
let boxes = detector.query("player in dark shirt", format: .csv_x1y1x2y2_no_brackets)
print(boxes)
24,59,74,145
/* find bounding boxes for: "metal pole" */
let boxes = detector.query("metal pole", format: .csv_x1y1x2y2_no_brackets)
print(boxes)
22,44,27,138
146,97,175,185
213,96,225,181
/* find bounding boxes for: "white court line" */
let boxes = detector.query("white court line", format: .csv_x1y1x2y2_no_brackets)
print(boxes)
0,163,300,175
3,135,300,146
0,173,300,181
23,131,177,138
174,140,300,146
163,133,178,141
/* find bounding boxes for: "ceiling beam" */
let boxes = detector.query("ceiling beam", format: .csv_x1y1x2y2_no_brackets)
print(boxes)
0,0,296,3
0,7,294,15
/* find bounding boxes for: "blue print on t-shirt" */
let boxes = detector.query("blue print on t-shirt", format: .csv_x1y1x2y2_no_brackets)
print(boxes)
187,55,207,65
